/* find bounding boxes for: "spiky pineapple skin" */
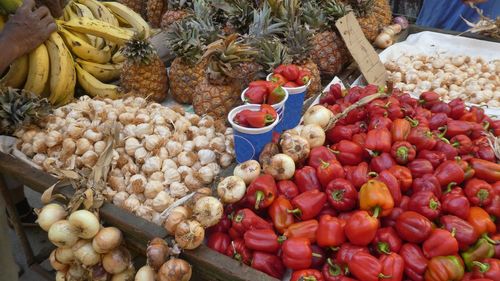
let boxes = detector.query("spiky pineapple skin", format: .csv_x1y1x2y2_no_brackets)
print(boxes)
169,57,207,104
147,0,166,28
161,9,190,29
310,30,350,77
193,78,242,119
121,57,169,103
355,0,392,42
299,60,322,99
119,0,145,17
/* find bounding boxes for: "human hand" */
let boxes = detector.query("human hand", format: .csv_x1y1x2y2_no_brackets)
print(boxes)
1,0,57,58
36,0,66,18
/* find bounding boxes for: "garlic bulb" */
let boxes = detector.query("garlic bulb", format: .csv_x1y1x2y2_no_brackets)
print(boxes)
134,147,148,164
152,191,174,212
83,130,103,142
209,137,226,153
157,147,169,160
144,180,164,199
162,159,178,171
81,150,98,168
144,135,163,151
135,205,154,221
75,138,91,155
142,156,161,175
170,182,189,198
125,138,140,156
109,176,127,192
46,131,63,148
178,166,192,179
135,123,153,139
94,141,106,154
124,195,141,212
150,171,165,182
193,135,209,150
219,153,233,168
167,141,182,157
196,166,214,184
184,174,202,191
183,141,195,152
164,168,181,185
128,174,147,194
67,123,85,139
113,191,129,208
198,149,216,165
178,151,197,167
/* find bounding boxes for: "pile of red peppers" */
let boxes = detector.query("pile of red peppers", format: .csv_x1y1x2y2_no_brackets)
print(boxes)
207,84,500,281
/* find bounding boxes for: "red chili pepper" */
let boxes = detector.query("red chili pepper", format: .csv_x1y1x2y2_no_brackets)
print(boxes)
284,220,319,243
408,159,434,179
246,175,278,210
317,159,345,188
226,239,252,265
391,118,412,142
441,188,471,220
291,269,324,281
344,210,379,246
376,170,402,207
440,215,479,251
348,252,387,281
282,237,312,270
231,208,272,236
370,152,396,173
412,174,442,199
435,160,465,187
395,211,432,243
345,162,370,189
388,165,413,192
449,98,466,120
420,91,440,108
207,232,231,254
465,178,494,207
308,146,337,170
325,178,358,212
251,251,285,279
450,134,473,155
468,207,497,241
470,158,500,183
365,128,392,154
423,229,459,259
408,191,441,220
372,227,402,255
471,258,500,281
408,126,437,151
277,180,299,200
429,112,449,130
268,195,294,234
434,140,459,160
418,149,446,169
445,120,475,138
380,252,405,281
400,243,429,281
331,140,364,166
317,215,346,248
243,228,280,254
391,141,416,165
368,115,393,130
289,190,327,220
294,166,322,193
244,86,268,104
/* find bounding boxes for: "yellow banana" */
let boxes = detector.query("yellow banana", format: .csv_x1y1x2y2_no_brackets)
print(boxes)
58,18,134,45
46,32,76,106
64,3,79,20
0,55,29,88
24,44,50,96
75,63,121,99
102,2,150,39
71,2,104,47
59,27,112,63
111,47,126,63
76,58,122,82
75,0,118,26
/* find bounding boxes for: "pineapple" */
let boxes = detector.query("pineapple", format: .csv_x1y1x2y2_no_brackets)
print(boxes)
0,87,51,135
193,34,258,119
247,2,286,41
147,0,166,28
211,0,256,35
121,38,169,103
118,0,145,17
348,0,392,42
303,0,351,78
256,37,290,75
161,0,192,29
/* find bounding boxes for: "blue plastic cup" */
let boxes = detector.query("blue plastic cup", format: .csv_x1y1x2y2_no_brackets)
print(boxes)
228,104,280,163
267,73,310,131
241,87,289,133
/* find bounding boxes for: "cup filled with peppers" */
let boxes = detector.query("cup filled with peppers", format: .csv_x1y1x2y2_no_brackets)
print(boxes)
228,104,280,163
267,64,312,131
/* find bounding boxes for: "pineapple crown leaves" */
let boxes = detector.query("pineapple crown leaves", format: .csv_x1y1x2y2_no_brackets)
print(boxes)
165,19,205,64
189,0,220,44
301,0,327,30
247,3,286,40
123,37,158,65
275,0,302,26
0,87,52,135
210,0,255,34
349,0,375,16
285,20,313,63
256,37,291,72
167,0,192,10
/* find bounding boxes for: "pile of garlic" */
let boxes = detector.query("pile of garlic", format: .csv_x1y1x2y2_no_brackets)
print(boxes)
16,96,235,223
385,54,500,107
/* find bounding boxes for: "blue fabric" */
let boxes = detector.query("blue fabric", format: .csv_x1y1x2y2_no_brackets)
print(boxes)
417,0,500,32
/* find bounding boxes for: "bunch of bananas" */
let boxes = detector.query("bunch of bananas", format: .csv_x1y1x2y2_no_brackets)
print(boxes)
0,0,151,106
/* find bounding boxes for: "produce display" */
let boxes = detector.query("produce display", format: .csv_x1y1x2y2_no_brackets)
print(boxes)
270,64,312,88
233,105,278,129
207,84,500,281
386,54,500,107
244,81,286,105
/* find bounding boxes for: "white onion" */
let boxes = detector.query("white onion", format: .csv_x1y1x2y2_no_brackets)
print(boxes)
111,265,135,281
158,258,192,281
147,238,169,270
50,249,69,271
263,154,295,180
280,134,310,163
92,227,123,254
103,247,131,274
233,160,261,185
55,247,75,264
193,196,223,228
175,220,205,250
48,220,79,248
300,124,326,148
303,105,333,130
164,206,191,234
135,265,156,281
73,239,101,266
68,210,100,239
37,203,67,231
217,176,246,204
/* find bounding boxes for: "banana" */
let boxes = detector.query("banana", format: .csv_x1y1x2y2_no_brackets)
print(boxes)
45,32,76,106
75,63,120,99
75,0,118,26
0,55,28,88
59,27,112,63
0,15,5,31
58,18,134,45
71,3,104,48
102,2,150,39
24,44,50,95
111,47,126,63
76,58,122,82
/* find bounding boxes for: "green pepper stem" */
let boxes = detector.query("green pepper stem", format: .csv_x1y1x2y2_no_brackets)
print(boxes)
327,258,342,276
482,233,499,245
396,146,409,163
483,121,490,131
477,189,490,204
368,172,378,178
452,141,460,148
378,242,391,254
331,190,345,202
405,116,419,127
379,273,392,279
429,198,439,210
373,206,381,218
287,208,302,219
234,213,243,223
320,160,330,169
277,235,287,243
312,253,323,258
472,261,490,273
254,190,265,210
444,182,457,194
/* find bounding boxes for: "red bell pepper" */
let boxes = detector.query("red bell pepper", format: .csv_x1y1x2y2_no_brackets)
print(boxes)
441,188,471,220
388,165,413,192
418,150,446,169
465,178,494,207
310,244,326,269
408,191,441,220
282,237,312,270
468,207,497,242
207,232,231,254
246,175,278,210
471,258,500,280
308,146,337,170
391,118,412,141
290,190,327,220
251,251,285,279
399,195,410,210
400,243,429,281
284,220,319,243
295,166,322,193
440,215,479,251
470,158,500,183
348,252,388,281
474,138,497,162
344,210,379,246
268,195,294,234
425,255,465,281
380,252,405,281
317,215,346,248
320,83,343,105
395,211,432,243
408,126,437,151
370,152,396,173
381,207,404,228
434,140,459,160
434,160,465,187
408,159,434,179
267,84,286,105
277,180,299,200
461,106,485,123
296,69,311,86
429,112,449,130
244,229,280,254
412,174,442,199
275,64,300,81
344,162,370,189
231,208,272,236
365,128,392,154
336,243,370,266
486,195,500,218
317,159,345,188
245,86,268,104
327,125,355,143
493,234,500,258
450,134,473,155
325,178,358,212
207,213,232,236
445,120,475,138
260,104,277,120
291,269,324,281
420,91,440,108
359,179,394,218
368,115,393,130
269,73,287,86
331,140,364,166
390,141,416,165
449,98,466,120
244,110,275,128
226,239,252,265
423,229,459,259
462,238,496,271
376,170,402,207
322,259,353,281
372,227,402,255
